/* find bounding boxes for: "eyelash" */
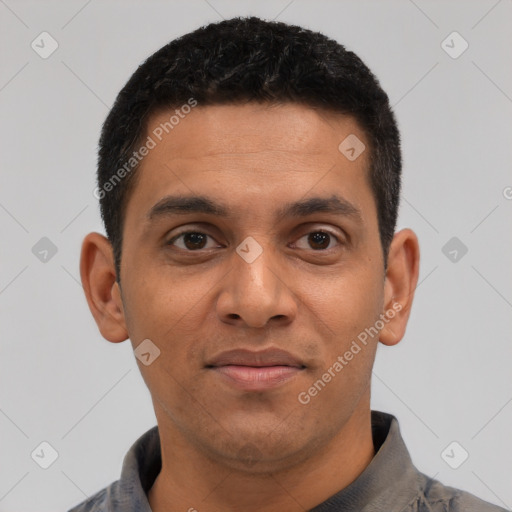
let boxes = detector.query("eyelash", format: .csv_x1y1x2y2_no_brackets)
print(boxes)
166,229,343,252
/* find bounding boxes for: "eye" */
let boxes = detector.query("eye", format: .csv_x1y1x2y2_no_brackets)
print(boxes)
167,231,220,251
166,228,343,252
294,230,342,251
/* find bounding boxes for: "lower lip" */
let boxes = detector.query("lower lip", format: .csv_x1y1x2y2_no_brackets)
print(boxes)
211,365,303,391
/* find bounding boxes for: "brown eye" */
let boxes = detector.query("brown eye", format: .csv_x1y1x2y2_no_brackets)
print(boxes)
295,230,341,251
308,232,331,250
167,231,217,251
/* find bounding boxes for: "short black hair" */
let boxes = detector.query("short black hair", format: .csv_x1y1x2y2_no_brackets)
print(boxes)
96,16,401,282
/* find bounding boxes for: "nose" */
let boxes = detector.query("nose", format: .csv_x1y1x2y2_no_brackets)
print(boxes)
216,239,297,329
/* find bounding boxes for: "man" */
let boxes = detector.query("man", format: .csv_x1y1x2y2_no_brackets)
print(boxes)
70,16,506,512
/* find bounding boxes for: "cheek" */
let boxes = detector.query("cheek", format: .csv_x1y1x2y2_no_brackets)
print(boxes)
337,289,383,344
301,264,384,343
300,273,382,410
122,269,217,398
123,266,207,339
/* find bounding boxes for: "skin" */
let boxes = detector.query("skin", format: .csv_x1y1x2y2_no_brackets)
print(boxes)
80,102,420,512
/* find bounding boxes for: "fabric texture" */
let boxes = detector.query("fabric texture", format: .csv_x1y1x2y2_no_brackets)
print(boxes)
68,410,507,512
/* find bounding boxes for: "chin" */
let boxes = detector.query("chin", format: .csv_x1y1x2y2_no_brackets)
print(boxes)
201,425,316,474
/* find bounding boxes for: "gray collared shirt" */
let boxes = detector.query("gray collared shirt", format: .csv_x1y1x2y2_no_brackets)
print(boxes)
68,410,507,511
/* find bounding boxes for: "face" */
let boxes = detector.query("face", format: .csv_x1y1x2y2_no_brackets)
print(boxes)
82,102,418,472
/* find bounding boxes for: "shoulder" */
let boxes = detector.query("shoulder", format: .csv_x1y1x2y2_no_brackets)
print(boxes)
67,485,111,512
404,475,509,512
65,425,159,512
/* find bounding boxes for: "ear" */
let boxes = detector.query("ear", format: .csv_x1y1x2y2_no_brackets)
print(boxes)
80,232,128,343
379,228,420,347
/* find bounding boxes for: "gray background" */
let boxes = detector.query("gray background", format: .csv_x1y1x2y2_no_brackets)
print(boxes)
1,0,511,510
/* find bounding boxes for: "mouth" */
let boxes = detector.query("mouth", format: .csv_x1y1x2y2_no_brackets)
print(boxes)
205,348,306,391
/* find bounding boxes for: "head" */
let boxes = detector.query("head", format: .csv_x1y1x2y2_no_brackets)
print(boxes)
95,16,402,281
81,17,419,473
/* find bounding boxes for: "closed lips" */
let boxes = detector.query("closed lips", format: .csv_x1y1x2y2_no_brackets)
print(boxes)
206,348,306,368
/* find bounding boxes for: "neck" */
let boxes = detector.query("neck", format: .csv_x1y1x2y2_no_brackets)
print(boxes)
148,397,375,512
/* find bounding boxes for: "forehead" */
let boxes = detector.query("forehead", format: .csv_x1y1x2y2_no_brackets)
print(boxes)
124,102,375,226
147,102,367,161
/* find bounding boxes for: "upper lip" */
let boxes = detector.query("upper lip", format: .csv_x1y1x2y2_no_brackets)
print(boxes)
206,348,305,368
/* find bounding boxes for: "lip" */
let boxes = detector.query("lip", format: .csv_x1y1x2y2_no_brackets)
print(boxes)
206,348,306,391
206,348,305,368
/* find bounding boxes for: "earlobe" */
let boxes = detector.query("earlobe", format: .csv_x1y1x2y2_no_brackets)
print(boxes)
79,232,129,343
379,228,420,347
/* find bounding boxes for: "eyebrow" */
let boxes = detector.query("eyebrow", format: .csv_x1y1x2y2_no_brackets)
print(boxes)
146,194,362,222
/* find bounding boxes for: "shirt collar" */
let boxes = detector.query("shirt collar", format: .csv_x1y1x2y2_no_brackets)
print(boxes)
107,410,422,511
310,410,423,511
